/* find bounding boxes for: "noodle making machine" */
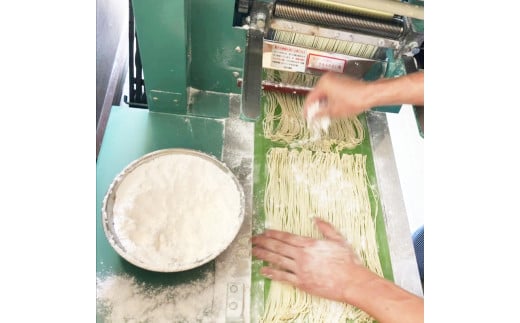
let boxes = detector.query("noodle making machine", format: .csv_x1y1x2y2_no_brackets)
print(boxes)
235,0,424,121
96,0,424,321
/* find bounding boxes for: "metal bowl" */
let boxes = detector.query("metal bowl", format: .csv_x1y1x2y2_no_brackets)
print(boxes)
102,148,245,272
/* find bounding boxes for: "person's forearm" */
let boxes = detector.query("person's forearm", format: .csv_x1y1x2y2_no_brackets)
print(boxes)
366,71,424,108
343,268,424,323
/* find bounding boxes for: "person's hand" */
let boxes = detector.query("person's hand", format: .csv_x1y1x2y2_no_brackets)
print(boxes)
303,72,373,120
252,218,375,304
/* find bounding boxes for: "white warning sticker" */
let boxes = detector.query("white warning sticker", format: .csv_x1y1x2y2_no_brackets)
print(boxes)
270,44,307,72
306,54,347,73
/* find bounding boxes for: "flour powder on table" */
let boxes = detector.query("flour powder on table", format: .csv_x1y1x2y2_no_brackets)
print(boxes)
112,153,243,271
96,272,215,322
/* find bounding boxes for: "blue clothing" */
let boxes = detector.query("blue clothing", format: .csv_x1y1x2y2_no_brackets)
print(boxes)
412,226,424,287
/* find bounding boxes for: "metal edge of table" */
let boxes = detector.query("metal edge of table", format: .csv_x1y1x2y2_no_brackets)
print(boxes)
214,94,254,323
366,110,423,297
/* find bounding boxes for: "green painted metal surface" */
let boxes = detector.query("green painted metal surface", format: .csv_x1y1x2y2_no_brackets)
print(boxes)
408,0,424,32
250,101,394,322
96,106,225,321
131,0,246,115
132,0,189,114
370,49,407,114
188,90,232,118
189,0,246,93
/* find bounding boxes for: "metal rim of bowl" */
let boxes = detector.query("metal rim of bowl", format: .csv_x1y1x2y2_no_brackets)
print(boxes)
101,148,245,272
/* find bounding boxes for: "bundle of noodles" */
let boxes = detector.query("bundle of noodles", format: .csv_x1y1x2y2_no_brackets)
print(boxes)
261,148,383,322
261,77,364,152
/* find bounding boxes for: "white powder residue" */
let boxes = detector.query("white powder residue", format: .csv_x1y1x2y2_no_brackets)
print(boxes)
291,163,358,212
96,273,214,322
306,101,331,140
307,240,363,267
112,153,243,271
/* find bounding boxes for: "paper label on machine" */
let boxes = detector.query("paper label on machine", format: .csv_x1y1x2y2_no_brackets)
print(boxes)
307,54,346,73
270,44,307,72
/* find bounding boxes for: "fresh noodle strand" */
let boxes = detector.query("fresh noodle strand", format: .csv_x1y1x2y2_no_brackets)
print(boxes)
262,148,382,322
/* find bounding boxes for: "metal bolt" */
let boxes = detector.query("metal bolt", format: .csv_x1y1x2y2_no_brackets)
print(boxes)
229,301,238,310
256,12,266,29
408,41,419,49
230,284,238,293
232,71,240,78
153,97,158,101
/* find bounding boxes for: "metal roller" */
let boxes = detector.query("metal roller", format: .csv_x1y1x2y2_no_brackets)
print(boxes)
282,0,395,20
269,29,381,58
274,1,404,39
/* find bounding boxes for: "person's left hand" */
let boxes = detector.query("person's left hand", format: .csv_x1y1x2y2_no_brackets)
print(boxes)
252,218,374,303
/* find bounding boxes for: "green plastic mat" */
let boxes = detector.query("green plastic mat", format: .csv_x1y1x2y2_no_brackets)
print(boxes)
250,98,394,322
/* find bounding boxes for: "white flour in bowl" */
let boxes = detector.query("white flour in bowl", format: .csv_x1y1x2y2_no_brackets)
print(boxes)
112,153,243,271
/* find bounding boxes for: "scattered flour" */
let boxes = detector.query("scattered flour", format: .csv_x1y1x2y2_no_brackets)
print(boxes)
96,272,214,322
112,153,243,271
306,101,331,140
